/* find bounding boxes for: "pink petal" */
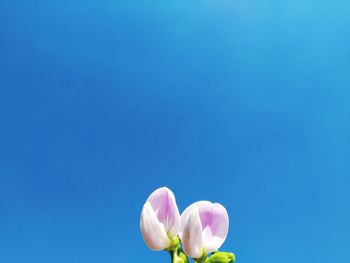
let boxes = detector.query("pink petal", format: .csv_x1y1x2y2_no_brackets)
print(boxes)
201,203,229,253
147,187,180,238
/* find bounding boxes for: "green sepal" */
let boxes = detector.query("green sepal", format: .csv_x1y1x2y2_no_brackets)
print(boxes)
193,250,208,263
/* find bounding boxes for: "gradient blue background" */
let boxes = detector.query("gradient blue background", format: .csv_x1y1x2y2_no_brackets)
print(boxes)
1,1,349,262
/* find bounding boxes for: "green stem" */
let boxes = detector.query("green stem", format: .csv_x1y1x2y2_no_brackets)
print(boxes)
169,248,188,263
166,236,189,263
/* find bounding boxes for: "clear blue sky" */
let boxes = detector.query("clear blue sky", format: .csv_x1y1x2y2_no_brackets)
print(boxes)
0,1,349,263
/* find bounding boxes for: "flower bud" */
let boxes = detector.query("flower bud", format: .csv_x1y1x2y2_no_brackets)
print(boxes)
181,201,229,258
140,187,181,250
208,252,235,263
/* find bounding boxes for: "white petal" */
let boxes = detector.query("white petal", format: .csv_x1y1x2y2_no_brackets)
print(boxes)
180,201,200,238
140,202,170,250
181,207,203,258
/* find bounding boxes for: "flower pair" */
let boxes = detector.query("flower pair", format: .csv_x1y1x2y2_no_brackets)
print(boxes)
140,187,233,262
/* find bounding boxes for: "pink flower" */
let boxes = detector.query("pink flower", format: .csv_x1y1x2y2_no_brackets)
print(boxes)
181,201,229,258
140,187,181,250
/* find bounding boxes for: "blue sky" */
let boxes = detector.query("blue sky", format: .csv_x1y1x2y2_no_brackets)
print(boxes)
0,1,349,263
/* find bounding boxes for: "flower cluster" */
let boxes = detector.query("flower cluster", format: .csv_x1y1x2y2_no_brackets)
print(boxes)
140,187,235,263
